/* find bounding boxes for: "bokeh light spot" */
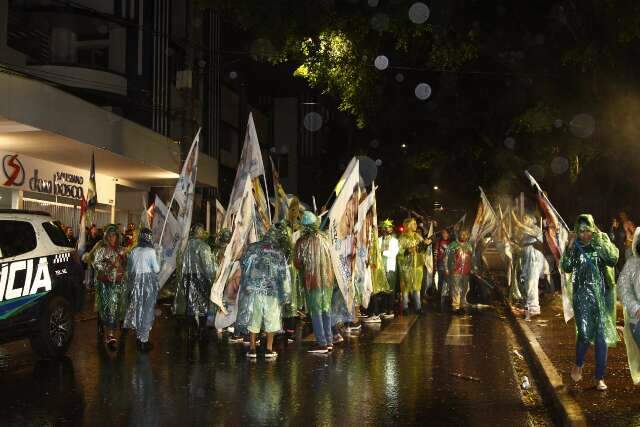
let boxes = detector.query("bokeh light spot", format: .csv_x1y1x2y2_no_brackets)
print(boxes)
409,2,431,24
414,83,432,100
374,55,389,70
303,112,323,132
504,137,516,149
551,157,569,175
569,113,595,138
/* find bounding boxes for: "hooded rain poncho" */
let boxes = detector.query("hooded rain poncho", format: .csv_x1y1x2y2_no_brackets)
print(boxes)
561,214,619,347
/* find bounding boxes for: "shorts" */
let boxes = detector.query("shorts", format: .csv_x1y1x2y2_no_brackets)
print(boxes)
246,293,282,334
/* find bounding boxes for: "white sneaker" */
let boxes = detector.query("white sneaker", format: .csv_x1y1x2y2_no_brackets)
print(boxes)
246,351,257,359
382,313,395,320
571,365,583,383
265,350,278,359
596,380,608,391
347,324,362,333
363,315,382,324
357,313,369,319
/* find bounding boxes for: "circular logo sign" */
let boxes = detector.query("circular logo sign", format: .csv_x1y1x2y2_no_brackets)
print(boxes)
2,154,25,187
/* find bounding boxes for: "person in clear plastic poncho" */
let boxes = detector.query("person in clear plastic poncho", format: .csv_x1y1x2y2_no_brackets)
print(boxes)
398,218,425,313
294,211,338,354
175,223,216,332
92,224,127,350
236,223,291,359
561,214,619,391
616,227,640,385
512,213,546,317
124,228,161,352
445,229,473,313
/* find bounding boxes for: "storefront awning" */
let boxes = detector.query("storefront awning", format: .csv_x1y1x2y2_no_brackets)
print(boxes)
0,72,218,189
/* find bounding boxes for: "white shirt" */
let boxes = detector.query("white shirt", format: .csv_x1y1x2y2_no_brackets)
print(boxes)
380,235,399,272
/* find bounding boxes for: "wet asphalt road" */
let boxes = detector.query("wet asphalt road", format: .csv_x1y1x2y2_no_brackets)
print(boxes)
0,304,541,426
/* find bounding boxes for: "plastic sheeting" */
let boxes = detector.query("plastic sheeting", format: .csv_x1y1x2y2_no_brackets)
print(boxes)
294,227,337,314
398,231,424,293
236,238,291,334
124,246,161,341
561,216,619,347
617,256,640,384
175,238,216,317
93,229,127,329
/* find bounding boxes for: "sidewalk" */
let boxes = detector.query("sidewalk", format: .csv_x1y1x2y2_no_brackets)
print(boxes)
517,293,638,426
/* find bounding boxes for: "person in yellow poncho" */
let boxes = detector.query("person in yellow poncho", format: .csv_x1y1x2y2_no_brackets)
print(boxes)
398,218,426,314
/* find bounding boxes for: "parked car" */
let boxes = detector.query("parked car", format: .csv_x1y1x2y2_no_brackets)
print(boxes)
0,210,83,358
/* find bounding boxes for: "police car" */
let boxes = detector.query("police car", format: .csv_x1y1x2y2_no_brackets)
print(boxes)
0,210,83,359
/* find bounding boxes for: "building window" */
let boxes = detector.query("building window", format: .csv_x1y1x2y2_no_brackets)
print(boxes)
221,122,238,152
42,222,73,248
0,221,37,258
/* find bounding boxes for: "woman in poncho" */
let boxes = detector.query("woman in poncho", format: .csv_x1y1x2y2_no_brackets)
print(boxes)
561,214,619,391
124,228,161,352
93,224,127,350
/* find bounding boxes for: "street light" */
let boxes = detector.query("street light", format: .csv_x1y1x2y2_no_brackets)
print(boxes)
401,143,407,148
433,185,439,190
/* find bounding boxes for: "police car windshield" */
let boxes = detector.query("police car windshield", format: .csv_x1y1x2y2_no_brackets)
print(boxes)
42,222,74,248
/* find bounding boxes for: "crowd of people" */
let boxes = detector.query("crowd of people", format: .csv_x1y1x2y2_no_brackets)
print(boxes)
72,205,482,358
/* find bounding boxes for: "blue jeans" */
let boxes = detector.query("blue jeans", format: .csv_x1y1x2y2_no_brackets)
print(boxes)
576,330,608,380
311,311,333,347
402,291,421,311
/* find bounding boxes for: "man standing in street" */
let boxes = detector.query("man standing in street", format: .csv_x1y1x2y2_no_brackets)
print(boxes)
445,230,473,314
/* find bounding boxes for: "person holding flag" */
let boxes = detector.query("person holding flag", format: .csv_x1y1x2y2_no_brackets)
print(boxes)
175,223,216,338
511,212,546,318
236,223,291,359
562,214,619,391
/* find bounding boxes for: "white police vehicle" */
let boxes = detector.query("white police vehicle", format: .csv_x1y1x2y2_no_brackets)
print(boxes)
0,210,83,358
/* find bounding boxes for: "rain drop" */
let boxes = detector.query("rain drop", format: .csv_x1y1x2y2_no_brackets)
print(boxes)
414,82,432,100
374,55,389,70
229,71,238,80
504,137,516,149
551,157,569,175
375,159,383,166
370,139,380,148
409,2,431,24
303,112,323,132
569,113,595,138
395,73,405,82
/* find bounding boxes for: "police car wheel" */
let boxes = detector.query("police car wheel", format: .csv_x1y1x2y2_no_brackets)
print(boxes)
30,296,74,359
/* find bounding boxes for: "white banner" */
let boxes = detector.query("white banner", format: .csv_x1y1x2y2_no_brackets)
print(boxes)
223,113,266,228
157,130,200,288
210,178,258,311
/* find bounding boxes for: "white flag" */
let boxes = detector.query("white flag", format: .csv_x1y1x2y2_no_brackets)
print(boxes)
327,157,360,312
157,130,200,288
210,178,258,311
470,186,498,244
224,113,267,228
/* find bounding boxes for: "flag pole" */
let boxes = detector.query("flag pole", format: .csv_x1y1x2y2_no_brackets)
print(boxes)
158,192,176,245
262,173,272,225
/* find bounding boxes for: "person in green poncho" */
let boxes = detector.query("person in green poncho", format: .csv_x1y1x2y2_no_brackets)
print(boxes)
294,212,338,354
398,217,425,314
561,214,619,391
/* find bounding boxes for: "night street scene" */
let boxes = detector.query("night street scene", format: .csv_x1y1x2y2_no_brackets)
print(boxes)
2,1,640,426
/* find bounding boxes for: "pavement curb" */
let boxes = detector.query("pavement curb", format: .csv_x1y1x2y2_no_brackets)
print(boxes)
509,315,587,427
489,278,587,426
